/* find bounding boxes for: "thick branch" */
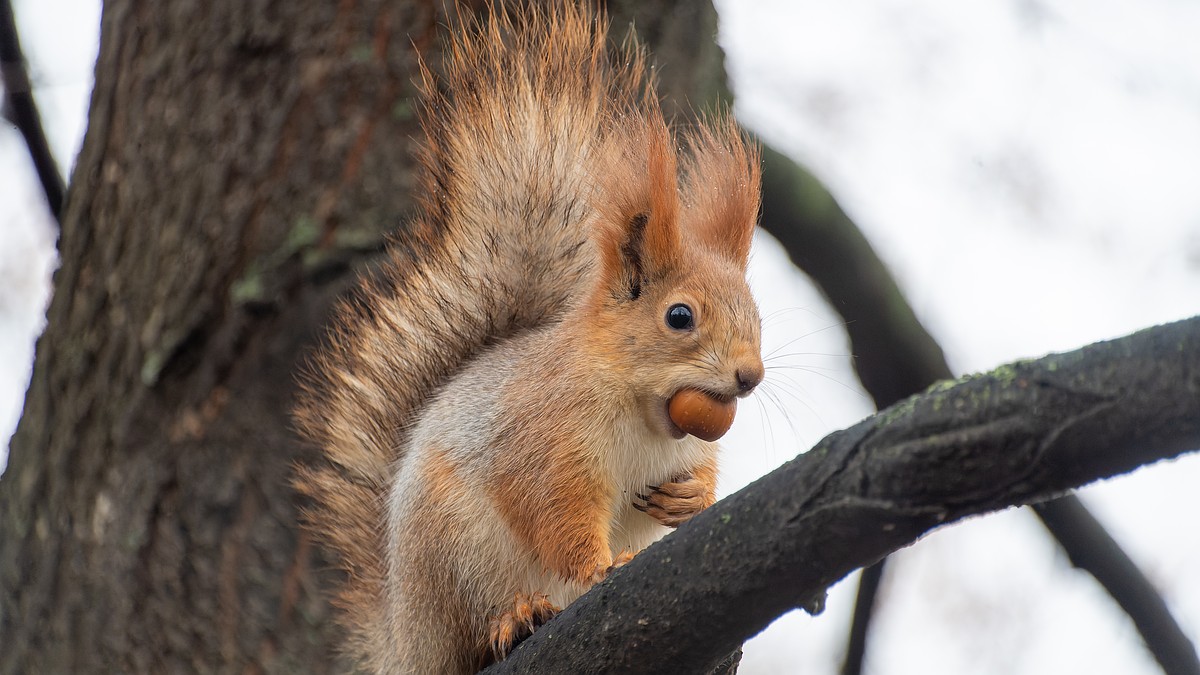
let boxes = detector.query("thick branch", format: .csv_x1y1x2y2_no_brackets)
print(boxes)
486,316,1200,674
0,0,65,221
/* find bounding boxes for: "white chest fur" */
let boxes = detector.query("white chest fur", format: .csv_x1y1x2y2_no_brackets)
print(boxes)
601,413,712,555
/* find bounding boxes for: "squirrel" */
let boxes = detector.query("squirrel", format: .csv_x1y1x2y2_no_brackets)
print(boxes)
294,3,764,673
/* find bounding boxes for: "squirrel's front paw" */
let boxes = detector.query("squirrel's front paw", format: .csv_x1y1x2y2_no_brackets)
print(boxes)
488,592,559,661
633,472,715,527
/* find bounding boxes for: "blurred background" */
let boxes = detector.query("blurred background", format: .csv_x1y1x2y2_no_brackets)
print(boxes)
2,0,1197,672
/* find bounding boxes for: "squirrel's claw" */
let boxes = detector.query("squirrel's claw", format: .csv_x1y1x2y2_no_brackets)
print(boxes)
584,550,636,586
634,472,713,528
488,592,559,662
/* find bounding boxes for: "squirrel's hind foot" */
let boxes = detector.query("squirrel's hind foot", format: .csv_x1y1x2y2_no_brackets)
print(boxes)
488,592,559,661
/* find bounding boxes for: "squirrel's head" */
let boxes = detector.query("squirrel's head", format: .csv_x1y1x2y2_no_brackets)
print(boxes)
584,111,764,440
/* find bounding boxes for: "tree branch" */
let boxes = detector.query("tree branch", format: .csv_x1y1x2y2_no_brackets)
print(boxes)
0,0,65,222
485,316,1200,674
840,561,884,675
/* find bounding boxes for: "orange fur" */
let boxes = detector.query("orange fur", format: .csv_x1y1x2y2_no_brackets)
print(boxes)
294,3,763,672
691,453,720,510
487,416,617,586
683,116,762,269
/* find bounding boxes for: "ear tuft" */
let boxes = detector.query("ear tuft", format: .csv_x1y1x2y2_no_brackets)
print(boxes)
681,115,761,270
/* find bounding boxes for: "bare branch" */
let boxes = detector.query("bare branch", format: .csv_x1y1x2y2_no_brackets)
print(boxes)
1034,497,1200,674
486,316,1200,674
840,561,884,675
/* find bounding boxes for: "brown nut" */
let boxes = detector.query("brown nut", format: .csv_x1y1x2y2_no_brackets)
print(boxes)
668,389,736,442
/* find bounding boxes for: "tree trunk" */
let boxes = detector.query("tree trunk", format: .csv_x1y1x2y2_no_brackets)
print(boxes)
0,1,727,672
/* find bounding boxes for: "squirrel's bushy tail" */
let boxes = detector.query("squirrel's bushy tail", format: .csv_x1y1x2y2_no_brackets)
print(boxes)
293,3,653,666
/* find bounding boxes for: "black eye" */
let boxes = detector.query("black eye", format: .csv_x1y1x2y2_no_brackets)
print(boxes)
665,303,694,331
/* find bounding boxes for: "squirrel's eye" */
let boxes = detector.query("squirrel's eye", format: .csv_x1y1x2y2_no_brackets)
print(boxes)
665,303,694,331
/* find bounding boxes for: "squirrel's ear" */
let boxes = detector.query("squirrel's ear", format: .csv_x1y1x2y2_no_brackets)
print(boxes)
594,112,680,300
683,117,761,270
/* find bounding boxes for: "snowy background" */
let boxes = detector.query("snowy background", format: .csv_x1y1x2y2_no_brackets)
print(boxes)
2,1,1198,673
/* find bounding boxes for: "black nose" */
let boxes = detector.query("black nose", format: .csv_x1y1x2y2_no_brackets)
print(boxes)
736,367,763,393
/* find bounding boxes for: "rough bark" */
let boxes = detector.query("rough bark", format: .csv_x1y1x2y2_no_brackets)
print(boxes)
0,1,726,673
487,316,1200,674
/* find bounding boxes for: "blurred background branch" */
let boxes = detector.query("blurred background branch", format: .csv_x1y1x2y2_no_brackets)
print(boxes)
1035,497,1200,674
0,0,63,222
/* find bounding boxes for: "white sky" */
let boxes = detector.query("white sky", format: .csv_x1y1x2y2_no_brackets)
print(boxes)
1,1,1197,673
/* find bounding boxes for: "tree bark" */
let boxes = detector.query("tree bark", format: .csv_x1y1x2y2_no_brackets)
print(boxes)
0,2,428,670
0,1,727,672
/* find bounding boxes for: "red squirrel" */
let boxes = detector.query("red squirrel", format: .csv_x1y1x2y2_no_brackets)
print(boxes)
294,3,763,672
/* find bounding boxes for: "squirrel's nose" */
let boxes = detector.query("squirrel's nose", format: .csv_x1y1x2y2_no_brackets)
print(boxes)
736,366,764,394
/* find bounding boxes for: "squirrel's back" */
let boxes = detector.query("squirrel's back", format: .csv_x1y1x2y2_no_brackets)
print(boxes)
293,3,653,668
